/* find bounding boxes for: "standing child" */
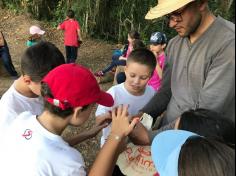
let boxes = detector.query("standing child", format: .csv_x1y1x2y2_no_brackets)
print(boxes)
26,25,45,47
96,48,156,147
57,9,83,63
148,32,167,91
0,30,19,79
94,31,142,77
0,63,114,175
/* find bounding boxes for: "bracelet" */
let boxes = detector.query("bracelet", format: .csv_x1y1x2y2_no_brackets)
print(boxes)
109,133,121,141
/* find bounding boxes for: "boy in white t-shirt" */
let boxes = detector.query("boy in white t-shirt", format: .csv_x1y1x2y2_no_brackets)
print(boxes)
96,48,157,147
0,42,65,134
0,64,114,176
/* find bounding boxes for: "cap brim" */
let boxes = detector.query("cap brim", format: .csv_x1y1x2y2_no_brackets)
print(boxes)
145,0,195,20
151,130,198,176
96,91,114,107
38,30,45,35
149,41,160,45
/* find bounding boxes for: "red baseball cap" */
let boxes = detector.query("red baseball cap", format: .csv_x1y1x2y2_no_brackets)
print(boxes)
42,64,114,110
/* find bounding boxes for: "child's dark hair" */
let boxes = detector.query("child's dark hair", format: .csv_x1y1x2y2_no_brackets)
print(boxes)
67,9,75,18
28,34,41,41
127,48,156,74
178,137,235,176
21,41,65,82
129,30,141,40
132,39,146,50
41,82,89,118
179,108,235,146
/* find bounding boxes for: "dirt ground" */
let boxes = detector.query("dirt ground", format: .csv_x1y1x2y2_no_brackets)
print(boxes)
0,9,117,170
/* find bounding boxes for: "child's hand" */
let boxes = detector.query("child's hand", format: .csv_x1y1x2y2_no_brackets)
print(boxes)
88,122,109,138
111,105,139,139
96,112,112,125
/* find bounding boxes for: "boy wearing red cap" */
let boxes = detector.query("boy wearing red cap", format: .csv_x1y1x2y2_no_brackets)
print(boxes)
0,64,115,175
0,42,107,146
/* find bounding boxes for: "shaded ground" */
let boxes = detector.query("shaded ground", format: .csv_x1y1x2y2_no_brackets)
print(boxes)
0,9,117,170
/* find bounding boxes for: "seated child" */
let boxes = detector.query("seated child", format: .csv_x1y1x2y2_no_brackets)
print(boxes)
0,64,114,175
26,25,45,47
94,30,142,77
148,32,167,91
96,48,156,147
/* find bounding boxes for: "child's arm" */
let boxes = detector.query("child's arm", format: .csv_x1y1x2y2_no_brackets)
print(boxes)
118,56,127,60
96,112,112,125
89,105,139,176
128,122,151,145
64,122,108,146
77,29,83,41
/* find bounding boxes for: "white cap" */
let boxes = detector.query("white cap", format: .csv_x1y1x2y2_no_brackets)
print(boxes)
29,25,45,35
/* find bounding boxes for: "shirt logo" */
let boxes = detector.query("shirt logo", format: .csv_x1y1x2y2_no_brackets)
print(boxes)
22,129,33,140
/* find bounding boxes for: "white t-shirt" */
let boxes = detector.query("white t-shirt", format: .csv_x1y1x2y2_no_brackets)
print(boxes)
95,83,155,147
0,111,86,176
0,83,43,136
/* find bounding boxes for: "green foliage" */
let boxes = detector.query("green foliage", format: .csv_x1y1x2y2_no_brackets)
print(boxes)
2,0,235,43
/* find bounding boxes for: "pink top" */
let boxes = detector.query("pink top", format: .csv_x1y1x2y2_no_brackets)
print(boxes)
59,19,81,47
126,43,133,58
148,53,166,91
123,43,133,60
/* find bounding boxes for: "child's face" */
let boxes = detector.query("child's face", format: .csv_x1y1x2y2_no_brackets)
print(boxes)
150,44,163,55
128,34,135,44
124,62,152,96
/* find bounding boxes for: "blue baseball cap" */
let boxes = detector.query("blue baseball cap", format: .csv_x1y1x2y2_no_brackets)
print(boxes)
151,130,199,176
149,32,167,45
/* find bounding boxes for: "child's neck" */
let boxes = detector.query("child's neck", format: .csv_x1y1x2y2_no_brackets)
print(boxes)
124,82,145,96
37,111,69,135
156,50,165,57
14,76,39,98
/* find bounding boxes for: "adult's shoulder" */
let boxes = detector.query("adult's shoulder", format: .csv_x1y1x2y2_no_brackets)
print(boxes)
217,16,235,34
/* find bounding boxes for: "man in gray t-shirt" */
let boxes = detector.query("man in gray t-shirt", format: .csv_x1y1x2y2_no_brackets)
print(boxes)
142,0,235,125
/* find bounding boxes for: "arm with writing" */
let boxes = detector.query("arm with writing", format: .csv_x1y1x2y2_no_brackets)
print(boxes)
89,105,138,176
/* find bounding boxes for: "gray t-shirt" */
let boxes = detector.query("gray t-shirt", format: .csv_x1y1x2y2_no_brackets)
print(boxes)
143,16,235,124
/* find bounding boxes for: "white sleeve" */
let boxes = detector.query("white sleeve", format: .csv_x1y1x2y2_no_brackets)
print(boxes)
95,87,115,117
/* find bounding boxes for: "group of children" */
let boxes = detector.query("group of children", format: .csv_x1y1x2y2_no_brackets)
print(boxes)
0,9,235,176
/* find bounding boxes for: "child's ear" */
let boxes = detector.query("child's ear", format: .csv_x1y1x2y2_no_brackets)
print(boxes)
74,107,83,119
22,75,32,85
162,44,167,50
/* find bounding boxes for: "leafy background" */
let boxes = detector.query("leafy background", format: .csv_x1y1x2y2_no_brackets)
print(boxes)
0,0,234,44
